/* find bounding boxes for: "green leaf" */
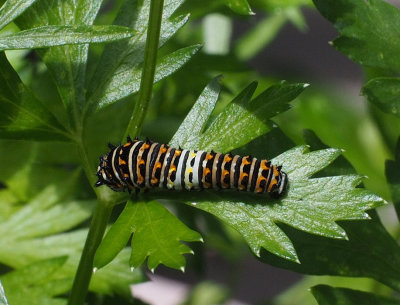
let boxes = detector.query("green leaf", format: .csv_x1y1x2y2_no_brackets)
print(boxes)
170,76,222,148
0,196,95,241
147,146,384,262
362,77,400,117
385,137,400,217
94,44,202,110
0,182,95,258
87,0,190,113
0,52,68,141
95,200,202,271
222,0,254,15
293,91,390,197
0,25,134,50
313,0,400,72
15,0,103,126
7,231,143,297
258,211,400,291
0,0,37,30
0,180,144,297
195,81,308,152
234,126,295,160
144,81,384,263
302,129,356,177
311,285,400,305
0,280,9,305
1,257,70,305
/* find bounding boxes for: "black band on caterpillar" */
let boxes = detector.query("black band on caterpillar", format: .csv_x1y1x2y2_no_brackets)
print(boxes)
95,138,288,197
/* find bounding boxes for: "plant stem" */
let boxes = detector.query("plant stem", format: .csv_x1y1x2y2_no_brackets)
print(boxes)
68,1,165,302
67,201,112,305
68,136,114,305
123,0,165,140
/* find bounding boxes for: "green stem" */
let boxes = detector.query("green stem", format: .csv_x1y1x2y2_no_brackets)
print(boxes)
68,1,165,302
123,0,165,140
68,136,114,305
67,201,112,305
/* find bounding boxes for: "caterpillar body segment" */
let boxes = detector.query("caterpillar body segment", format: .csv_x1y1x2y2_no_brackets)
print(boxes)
96,138,288,197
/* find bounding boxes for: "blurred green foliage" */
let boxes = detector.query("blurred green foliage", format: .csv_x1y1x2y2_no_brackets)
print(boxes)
0,0,400,304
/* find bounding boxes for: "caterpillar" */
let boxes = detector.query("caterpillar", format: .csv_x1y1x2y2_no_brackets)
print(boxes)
95,138,288,197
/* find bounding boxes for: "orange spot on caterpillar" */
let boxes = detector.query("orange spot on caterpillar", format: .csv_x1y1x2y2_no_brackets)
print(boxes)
224,155,232,162
257,176,266,183
206,154,214,160
240,172,248,179
261,161,270,170
242,157,251,165
268,179,277,191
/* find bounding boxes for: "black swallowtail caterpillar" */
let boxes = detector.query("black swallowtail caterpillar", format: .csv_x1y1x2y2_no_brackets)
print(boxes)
95,137,288,197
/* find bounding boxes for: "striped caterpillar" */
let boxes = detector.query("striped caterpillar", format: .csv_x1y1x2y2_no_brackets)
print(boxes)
95,138,288,197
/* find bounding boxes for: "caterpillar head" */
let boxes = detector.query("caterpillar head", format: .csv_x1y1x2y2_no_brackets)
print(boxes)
95,155,125,192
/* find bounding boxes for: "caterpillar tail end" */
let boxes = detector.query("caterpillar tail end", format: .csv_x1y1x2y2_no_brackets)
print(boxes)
278,171,288,195
270,171,288,199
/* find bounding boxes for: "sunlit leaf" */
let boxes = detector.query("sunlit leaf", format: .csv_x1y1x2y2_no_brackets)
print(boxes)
0,25,134,50
15,0,104,126
0,0,37,30
1,257,70,305
87,0,191,113
141,80,383,263
0,280,8,305
194,81,308,152
94,44,201,109
95,200,202,271
170,75,222,148
0,179,143,297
